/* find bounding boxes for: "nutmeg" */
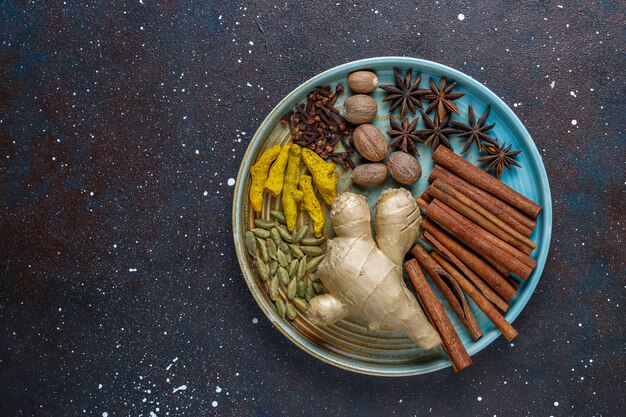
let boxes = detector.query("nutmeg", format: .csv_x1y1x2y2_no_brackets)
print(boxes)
343,94,378,125
352,124,389,162
347,70,378,93
387,151,422,185
351,163,388,186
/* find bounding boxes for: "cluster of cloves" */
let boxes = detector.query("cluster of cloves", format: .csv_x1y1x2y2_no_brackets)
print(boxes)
281,85,355,168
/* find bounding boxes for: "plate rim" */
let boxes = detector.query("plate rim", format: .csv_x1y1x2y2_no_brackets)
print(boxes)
231,56,553,376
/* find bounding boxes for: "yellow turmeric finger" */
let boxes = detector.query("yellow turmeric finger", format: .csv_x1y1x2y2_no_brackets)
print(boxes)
301,148,338,205
282,144,302,231
298,175,324,237
264,143,291,197
249,145,281,212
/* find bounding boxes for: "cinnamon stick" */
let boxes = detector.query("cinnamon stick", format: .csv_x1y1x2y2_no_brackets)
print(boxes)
416,197,429,212
438,199,537,270
411,244,482,341
429,165,535,236
431,253,519,342
423,233,511,312
432,146,542,218
426,199,534,279
404,259,473,372
429,179,536,255
421,219,517,301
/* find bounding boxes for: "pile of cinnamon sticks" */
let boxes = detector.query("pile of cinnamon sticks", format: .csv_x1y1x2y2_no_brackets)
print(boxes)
404,146,542,372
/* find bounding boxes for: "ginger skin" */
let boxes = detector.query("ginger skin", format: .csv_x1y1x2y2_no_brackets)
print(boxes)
298,175,324,237
249,145,281,212
282,144,303,231
307,188,441,350
264,144,292,197
301,148,338,205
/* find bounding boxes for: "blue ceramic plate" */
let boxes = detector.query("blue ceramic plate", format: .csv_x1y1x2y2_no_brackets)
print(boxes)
232,57,552,376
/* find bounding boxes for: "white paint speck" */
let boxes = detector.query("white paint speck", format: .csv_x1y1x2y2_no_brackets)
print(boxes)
98,384,102,389
571,119,577,125
458,13,465,20
195,150,200,154
173,385,187,393
216,386,222,393
478,396,483,401
203,191,208,196
129,268,137,272
550,81,555,89
554,401,559,406
252,318,258,324
150,412,157,417
212,401,218,408
102,413,108,417
227,178,235,186
570,91,577,97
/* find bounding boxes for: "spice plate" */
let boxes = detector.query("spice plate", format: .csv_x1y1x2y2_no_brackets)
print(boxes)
232,57,552,376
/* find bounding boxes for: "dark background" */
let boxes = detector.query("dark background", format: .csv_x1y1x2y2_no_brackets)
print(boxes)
1,1,624,416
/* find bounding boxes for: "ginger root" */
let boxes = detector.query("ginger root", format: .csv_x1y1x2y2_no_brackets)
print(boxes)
307,188,441,350
249,145,281,212
298,175,324,237
264,143,292,197
282,144,303,231
301,148,338,205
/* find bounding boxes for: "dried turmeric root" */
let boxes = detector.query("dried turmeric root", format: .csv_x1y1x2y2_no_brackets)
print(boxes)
301,148,338,205
264,143,291,197
298,175,324,237
249,145,281,212
282,144,303,231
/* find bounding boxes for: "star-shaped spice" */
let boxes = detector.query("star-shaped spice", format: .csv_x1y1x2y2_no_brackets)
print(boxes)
479,142,522,179
450,105,498,153
423,77,465,121
379,68,430,119
416,110,459,150
387,116,421,156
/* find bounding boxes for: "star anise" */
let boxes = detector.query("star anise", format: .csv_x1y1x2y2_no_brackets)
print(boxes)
416,110,459,150
423,77,465,121
450,105,498,153
387,116,421,156
379,68,430,119
479,142,522,179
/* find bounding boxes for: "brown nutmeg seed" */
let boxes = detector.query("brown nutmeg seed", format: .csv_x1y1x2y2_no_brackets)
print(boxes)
387,151,422,185
347,71,378,93
352,124,389,162
351,163,388,186
343,95,378,125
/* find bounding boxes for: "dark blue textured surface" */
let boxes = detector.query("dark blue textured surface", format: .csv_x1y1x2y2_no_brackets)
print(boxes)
1,1,624,416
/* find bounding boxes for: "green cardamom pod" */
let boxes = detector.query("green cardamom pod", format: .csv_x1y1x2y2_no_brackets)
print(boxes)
309,271,320,282
270,210,286,224
296,280,306,298
256,238,269,262
301,236,326,246
269,260,278,275
292,225,308,244
288,244,304,259
256,256,270,282
269,276,279,301
293,297,309,311
276,224,293,243
297,256,308,280
288,259,298,278
300,245,324,257
254,219,274,229
279,242,290,255
278,267,289,285
266,238,278,260
270,228,282,247
305,281,315,301
275,299,286,319
312,282,326,295
285,250,293,264
276,249,288,268
287,278,297,299
286,303,298,320
251,228,270,239
306,255,325,272
244,231,257,257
